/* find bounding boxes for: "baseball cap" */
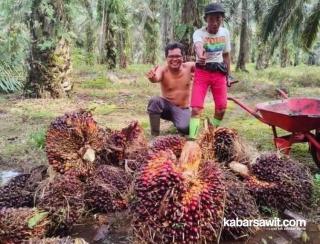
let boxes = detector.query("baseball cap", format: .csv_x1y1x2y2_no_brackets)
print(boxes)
204,3,225,16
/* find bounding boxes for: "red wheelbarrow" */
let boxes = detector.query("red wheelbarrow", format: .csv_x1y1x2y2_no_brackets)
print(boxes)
228,89,320,168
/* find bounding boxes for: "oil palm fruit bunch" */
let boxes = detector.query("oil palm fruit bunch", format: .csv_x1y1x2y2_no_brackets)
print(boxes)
132,143,225,243
213,128,247,164
3,173,31,188
85,165,132,213
36,174,85,235
0,207,50,243
221,171,260,240
0,174,33,208
246,153,312,211
102,129,127,164
28,237,88,244
150,135,186,158
123,149,149,172
0,166,48,209
121,121,147,150
100,121,147,166
46,110,106,177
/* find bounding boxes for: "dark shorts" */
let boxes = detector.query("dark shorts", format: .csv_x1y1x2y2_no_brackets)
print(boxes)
147,96,191,134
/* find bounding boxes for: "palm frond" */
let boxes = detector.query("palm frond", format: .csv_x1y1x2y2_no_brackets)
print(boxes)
262,0,305,54
0,61,24,93
291,7,304,46
261,0,304,42
301,2,320,49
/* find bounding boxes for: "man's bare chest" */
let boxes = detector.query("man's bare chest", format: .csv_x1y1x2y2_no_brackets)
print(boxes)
161,72,192,90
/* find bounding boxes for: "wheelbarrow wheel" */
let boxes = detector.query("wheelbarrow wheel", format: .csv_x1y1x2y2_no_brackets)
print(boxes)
310,130,320,168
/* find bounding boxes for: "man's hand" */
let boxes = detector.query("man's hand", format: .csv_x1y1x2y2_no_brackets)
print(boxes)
197,52,206,66
226,75,231,87
227,75,239,87
194,43,206,66
146,65,159,82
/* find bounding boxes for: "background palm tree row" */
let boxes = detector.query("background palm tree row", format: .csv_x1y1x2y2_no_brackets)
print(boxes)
0,0,319,97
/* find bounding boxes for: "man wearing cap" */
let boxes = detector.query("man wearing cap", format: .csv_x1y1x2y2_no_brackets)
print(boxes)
188,2,231,139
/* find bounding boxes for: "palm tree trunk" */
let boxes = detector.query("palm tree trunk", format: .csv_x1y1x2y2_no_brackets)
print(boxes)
83,0,95,65
160,1,173,49
144,0,160,64
308,53,316,65
280,41,289,68
25,0,72,98
236,0,249,71
294,49,300,66
179,0,202,61
119,33,127,68
280,49,288,67
97,0,106,64
105,13,117,69
256,41,267,70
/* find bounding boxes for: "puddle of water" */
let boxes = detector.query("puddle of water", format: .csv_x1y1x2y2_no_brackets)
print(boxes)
71,213,132,244
0,170,20,186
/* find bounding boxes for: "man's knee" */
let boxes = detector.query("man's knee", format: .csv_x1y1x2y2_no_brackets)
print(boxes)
147,96,164,114
175,122,189,135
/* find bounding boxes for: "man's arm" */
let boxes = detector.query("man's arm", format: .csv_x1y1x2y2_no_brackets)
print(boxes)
185,61,195,73
223,52,232,86
146,65,164,83
223,52,230,74
223,28,231,75
194,42,206,65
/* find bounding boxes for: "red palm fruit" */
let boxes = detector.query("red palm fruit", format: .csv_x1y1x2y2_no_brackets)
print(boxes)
0,174,32,208
132,149,225,244
121,121,147,150
212,127,248,164
0,208,50,242
247,153,313,211
221,171,260,240
150,135,186,158
45,110,106,177
0,165,48,208
36,174,85,235
84,165,132,213
124,148,149,172
98,121,147,167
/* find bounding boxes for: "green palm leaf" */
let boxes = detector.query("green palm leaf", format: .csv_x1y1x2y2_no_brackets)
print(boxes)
0,60,24,93
262,0,304,40
301,1,320,49
261,0,305,53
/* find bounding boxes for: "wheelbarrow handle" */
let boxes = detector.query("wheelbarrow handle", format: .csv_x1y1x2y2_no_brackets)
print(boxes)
227,96,267,123
227,76,240,87
276,88,289,99
227,80,239,87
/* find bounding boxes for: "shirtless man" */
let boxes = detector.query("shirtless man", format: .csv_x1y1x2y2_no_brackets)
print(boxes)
146,42,195,136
